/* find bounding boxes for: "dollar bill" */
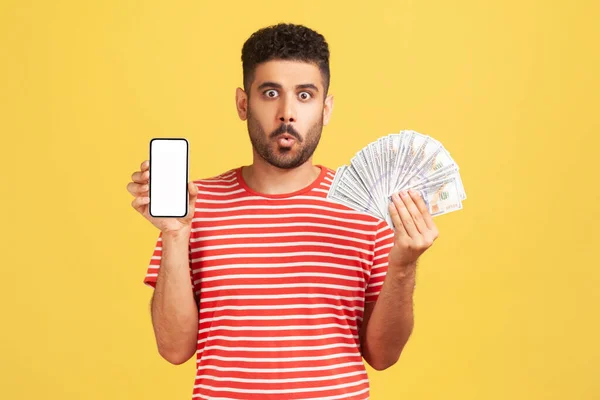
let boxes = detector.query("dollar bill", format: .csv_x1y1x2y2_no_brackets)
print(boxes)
327,130,466,229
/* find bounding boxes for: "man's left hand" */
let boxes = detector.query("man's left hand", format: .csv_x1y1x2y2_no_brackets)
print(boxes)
387,189,439,275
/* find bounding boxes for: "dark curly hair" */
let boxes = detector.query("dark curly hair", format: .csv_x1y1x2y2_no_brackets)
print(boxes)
241,23,330,100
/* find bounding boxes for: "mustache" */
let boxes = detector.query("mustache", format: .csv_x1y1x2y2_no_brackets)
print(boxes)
270,124,302,142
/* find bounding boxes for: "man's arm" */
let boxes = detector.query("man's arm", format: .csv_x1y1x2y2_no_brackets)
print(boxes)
360,189,438,370
360,266,416,370
150,229,199,365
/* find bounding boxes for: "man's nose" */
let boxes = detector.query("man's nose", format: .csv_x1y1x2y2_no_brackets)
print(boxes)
278,97,296,123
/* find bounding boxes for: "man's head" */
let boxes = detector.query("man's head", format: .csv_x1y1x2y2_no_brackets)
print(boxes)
236,23,334,169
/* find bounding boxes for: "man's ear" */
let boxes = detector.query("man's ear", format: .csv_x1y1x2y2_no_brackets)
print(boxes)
323,94,334,126
236,87,248,121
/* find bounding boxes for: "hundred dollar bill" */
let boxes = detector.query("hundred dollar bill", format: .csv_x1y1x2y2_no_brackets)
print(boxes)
350,152,389,217
350,152,375,195
412,170,466,202
388,133,404,195
329,129,466,225
399,147,457,190
397,136,444,190
337,175,379,214
417,176,463,217
391,130,415,192
396,134,430,189
367,142,381,199
328,168,368,210
366,142,390,215
410,173,459,192
454,172,466,200
385,175,462,220
328,166,383,217
345,166,380,209
380,136,389,201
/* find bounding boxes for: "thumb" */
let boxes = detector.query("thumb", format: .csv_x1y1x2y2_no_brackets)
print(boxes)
188,181,198,207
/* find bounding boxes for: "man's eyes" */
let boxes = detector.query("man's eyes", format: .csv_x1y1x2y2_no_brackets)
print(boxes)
263,89,313,100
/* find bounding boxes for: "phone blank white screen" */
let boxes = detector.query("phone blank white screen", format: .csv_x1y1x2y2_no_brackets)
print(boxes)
149,139,188,217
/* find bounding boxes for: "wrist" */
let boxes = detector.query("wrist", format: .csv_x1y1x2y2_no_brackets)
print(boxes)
162,228,191,242
389,262,417,281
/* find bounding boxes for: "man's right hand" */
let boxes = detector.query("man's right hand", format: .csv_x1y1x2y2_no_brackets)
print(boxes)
127,159,198,234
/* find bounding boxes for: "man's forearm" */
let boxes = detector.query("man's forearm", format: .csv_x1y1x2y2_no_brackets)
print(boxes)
151,229,199,364
362,264,416,370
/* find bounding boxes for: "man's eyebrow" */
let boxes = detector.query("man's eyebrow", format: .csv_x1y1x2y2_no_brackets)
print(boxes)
257,82,319,92
297,83,319,92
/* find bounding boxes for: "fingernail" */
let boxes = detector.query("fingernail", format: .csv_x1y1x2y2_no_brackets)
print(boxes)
400,191,408,197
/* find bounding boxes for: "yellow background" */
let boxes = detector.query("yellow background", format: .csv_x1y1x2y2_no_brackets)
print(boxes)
1,0,599,399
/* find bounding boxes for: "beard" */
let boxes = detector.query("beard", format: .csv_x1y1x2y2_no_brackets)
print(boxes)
246,106,323,170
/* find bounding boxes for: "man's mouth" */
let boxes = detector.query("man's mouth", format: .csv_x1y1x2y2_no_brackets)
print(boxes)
277,133,296,147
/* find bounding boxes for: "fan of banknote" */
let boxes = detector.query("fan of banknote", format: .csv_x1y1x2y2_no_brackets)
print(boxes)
327,130,466,228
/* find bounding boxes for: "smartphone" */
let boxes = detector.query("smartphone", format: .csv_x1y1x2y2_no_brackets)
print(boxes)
149,138,189,218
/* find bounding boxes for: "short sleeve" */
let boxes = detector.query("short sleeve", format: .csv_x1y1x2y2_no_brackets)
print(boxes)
143,231,196,296
365,220,395,303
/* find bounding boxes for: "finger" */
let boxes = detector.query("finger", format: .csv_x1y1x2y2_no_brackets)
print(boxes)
409,189,438,239
131,195,149,212
388,196,407,237
182,182,198,219
409,189,435,230
131,170,149,184
401,190,427,234
126,182,149,196
393,192,419,237
141,160,149,171
409,190,439,243
188,182,198,205
189,181,198,197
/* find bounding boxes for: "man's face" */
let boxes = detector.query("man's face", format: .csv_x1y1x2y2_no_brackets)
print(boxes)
237,60,333,169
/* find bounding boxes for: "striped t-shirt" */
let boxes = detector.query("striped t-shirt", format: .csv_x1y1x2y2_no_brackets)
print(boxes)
144,164,395,400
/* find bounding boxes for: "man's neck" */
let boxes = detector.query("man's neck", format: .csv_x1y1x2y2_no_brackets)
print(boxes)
241,158,322,196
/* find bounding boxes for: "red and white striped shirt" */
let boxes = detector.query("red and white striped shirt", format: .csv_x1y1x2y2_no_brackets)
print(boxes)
144,164,395,400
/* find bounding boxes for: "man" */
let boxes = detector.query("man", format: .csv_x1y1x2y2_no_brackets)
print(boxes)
127,22,438,400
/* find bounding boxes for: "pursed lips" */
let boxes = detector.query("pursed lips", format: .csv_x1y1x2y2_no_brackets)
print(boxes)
276,132,298,147
278,133,296,141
